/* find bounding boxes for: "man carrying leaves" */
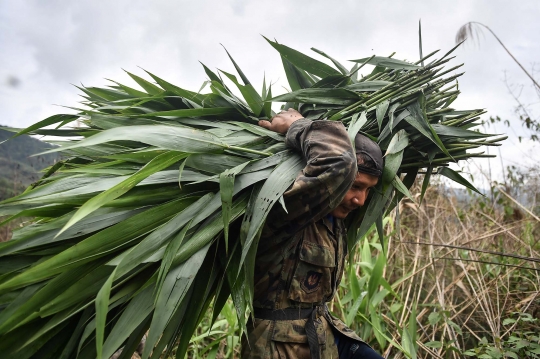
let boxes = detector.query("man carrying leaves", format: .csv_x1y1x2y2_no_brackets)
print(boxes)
242,109,384,359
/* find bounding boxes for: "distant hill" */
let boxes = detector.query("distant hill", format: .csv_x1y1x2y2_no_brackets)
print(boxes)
0,127,61,201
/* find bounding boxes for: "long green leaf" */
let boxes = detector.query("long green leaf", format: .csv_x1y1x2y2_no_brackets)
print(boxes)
58,151,187,235
6,114,79,140
376,100,390,130
356,185,394,244
311,48,349,75
200,62,222,83
385,129,409,155
239,153,303,269
392,176,414,202
420,165,433,204
0,208,140,256
262,84,273,118
95,267,117,359
438,167,482,195
173,192,249,266
349,56,420,70
0,260,102,334
58,307,94,359
345,81,392,92
265,37,340,78
219,70,263,116
406,102,451,158
143,70,207,105
155,220,192,298
125,71,164,95
115,315,152,359
382,132,407,187
311,74,351,88
142,244,210,359
114,194,213,279
102,285,154,359
431,124,493,139
174,251,218,359
39,125,227,155
39,265,114,317
348,111,368,147
0,197,198,294
220,162,249,253
271,88,360,105
281,57,314,90
145,107,239,118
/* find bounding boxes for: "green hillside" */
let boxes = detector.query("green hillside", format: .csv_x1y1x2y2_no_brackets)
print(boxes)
0,127,61,200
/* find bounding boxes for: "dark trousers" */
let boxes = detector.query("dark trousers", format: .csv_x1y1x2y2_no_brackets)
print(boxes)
334,332,384,359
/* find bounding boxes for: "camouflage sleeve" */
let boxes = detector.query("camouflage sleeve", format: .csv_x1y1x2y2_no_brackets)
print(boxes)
263,119,357,236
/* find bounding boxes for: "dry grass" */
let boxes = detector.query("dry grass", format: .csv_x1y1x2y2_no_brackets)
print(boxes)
377,183,540,358
0,227,11,242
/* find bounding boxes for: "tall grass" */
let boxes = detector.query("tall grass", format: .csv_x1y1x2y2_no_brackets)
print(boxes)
176,177,539,359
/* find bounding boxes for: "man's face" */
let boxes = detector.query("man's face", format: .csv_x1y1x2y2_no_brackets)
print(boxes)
330,172,379,219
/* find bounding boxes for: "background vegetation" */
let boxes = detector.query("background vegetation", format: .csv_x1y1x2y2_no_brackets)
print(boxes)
0,128,60,199
0,127,60,241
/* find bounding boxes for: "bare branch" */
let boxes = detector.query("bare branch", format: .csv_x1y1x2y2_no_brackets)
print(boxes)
456,21,540,90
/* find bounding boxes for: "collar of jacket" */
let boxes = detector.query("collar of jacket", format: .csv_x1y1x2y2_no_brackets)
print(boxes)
322,214,336,234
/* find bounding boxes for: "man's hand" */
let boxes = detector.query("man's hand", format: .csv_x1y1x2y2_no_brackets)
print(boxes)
258,108,304,134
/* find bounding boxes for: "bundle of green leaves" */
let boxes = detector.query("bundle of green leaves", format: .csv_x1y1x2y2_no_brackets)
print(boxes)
0,38,505,359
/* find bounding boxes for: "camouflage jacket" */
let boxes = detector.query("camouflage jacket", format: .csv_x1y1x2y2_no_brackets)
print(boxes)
242,119,365,359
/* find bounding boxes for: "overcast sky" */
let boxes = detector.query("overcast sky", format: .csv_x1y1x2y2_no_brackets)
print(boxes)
1,0,539,185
